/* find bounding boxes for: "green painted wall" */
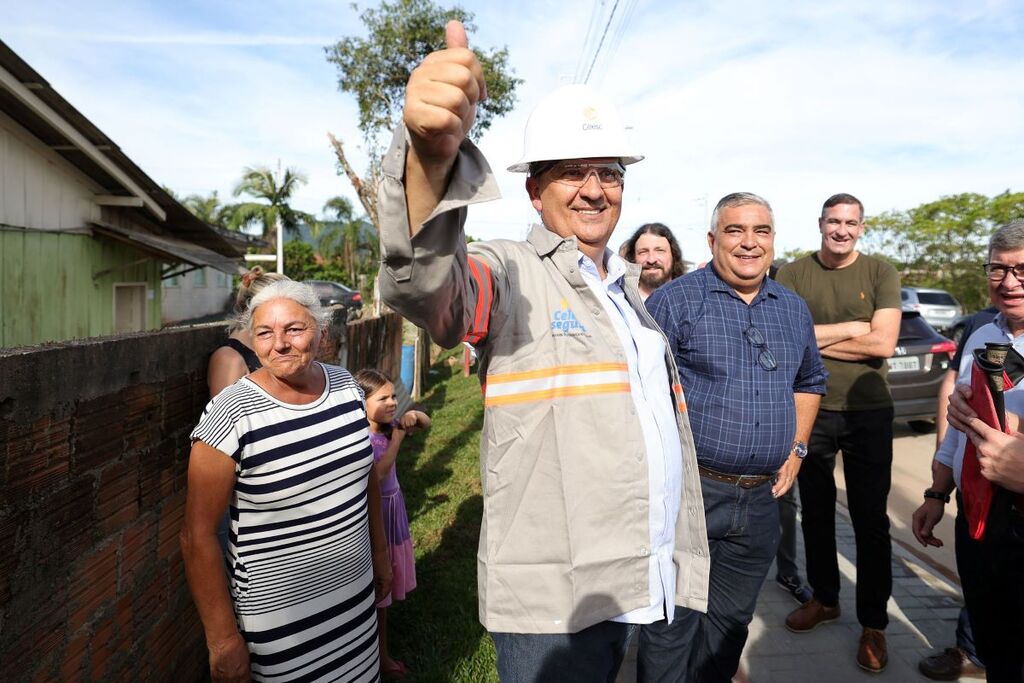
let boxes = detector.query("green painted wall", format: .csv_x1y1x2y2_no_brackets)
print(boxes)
1,230,162,348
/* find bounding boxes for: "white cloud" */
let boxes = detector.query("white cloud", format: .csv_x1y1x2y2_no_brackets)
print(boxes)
3,0,1022,266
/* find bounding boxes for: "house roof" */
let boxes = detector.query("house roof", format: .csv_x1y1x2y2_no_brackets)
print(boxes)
0,39,246,262
90,221,244,276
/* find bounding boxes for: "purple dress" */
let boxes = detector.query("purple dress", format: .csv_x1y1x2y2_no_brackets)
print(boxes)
369,427,416,607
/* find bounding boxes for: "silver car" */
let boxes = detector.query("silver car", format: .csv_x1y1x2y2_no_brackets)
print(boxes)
901,287,962,333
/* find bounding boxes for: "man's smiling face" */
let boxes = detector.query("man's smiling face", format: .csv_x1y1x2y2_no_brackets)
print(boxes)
818,202,864,260
708,203,774,295
526,157,623,252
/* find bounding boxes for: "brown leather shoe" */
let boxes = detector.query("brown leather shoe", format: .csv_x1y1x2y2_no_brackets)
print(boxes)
918,647,985,680
857,627,888,673
784,598,840,632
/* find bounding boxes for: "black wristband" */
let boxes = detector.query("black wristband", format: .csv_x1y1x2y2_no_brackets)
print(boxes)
923,489,951,504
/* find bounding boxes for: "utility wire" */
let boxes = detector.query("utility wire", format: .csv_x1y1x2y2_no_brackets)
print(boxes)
586,0,638,85
573,0,605,83
583,0,622,84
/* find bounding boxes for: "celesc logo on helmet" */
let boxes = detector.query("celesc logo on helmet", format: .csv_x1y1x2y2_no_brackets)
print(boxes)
506,85,643,173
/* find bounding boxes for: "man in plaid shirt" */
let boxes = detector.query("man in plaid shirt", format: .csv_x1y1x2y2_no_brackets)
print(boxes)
646,192,826,680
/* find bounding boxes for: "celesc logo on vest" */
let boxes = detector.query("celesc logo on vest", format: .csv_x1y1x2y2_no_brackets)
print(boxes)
550,299,588,337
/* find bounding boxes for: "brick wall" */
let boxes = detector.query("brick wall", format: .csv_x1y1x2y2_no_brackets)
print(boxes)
0,311,404,682
0,324,223,682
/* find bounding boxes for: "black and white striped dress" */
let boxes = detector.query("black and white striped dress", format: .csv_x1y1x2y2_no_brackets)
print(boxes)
191,362,380,682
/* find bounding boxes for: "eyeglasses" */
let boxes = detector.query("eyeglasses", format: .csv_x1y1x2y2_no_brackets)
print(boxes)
744,325,778,372
546,161,626,188
983,263,1024,282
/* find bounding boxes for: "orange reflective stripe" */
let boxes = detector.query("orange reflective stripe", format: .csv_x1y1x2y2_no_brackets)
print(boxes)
673,383,687,413
484,363,632,407
485,383,631,407
487,362,629,385
464,256,493,344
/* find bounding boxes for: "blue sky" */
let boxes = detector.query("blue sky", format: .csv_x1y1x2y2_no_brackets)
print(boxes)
3,0,1023,262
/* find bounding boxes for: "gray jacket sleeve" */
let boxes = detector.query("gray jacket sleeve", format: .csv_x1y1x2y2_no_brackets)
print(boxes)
377,126,503,348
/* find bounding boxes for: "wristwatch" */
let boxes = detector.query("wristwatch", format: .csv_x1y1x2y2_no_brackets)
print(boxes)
791,441,808,459
923,489,951,504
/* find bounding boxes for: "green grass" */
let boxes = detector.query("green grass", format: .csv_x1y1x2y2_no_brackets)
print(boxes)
386,359,498,682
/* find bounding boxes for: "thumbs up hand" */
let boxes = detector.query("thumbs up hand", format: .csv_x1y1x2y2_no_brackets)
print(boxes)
404,20,487,167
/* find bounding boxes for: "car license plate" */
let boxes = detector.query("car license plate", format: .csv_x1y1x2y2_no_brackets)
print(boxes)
887,356,921,373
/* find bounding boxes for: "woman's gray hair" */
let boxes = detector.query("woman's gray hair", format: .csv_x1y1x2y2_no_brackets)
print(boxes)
238,280,330,331
988,220,1024,259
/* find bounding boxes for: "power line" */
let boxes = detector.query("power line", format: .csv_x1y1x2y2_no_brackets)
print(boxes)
586,0,638,85
583,0,622,84
573,0,605,83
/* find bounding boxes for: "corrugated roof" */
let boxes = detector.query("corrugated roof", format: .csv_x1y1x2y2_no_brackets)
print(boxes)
0,39,247,262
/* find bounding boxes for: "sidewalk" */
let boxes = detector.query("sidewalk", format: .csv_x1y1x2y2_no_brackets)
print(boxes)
617,503,977,682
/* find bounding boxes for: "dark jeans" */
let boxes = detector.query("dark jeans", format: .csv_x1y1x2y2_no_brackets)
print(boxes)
492,606,698,683
775,482,800,579
955,606,984,668
955,495,1024,683
798,407,893,629
666,475,780,682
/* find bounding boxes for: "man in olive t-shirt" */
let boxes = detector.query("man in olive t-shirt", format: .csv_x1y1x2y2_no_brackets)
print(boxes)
775,193,901,673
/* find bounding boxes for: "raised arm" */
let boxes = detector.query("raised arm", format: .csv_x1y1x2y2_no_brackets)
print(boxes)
403,20,486,235
819,307,900,360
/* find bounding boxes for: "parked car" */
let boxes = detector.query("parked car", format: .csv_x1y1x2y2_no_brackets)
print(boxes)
303,280,363,318
888,311,957,432
901,286,962,333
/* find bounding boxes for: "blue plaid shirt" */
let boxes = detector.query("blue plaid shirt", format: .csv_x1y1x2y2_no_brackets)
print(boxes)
646,264,827,475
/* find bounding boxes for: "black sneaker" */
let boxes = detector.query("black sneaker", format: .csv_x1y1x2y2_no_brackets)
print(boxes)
775,574,813,605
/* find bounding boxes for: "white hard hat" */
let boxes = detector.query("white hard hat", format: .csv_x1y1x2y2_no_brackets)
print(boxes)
507,84,643,173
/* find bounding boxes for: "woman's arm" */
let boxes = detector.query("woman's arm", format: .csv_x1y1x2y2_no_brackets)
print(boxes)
366,466,393,602
207,347,249,398
180,441,250,683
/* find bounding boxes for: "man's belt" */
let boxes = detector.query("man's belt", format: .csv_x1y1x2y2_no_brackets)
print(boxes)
698,465,774,489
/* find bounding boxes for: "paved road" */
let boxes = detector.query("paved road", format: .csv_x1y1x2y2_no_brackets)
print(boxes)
617,421,981,682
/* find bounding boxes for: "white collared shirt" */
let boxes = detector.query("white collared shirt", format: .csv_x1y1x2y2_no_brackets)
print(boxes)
578,250,683,624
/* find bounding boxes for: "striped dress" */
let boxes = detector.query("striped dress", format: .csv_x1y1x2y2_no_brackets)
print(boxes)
191,363,380,682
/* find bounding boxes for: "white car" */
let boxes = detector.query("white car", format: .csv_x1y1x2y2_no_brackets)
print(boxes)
901,287,962,333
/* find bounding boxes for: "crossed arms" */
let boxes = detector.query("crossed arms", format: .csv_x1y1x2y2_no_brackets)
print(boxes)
814,307,900,361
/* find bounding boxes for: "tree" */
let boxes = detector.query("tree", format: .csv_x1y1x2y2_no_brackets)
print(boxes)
230,165,320,244
324,0,522,230
863,191,1024,312
182,190,233,229
318,195,380,287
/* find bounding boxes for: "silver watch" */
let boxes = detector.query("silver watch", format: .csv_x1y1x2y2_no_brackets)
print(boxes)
791,441,808,459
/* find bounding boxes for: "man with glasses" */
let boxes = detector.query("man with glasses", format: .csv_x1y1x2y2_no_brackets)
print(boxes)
775,193,901,672
646,192,826,681
920,220,1024,682
377,21,710,682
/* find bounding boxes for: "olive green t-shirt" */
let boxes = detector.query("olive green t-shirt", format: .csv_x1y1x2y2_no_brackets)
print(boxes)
776,253,901,411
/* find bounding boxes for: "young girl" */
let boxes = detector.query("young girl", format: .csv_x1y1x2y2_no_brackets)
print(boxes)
355,369,430,678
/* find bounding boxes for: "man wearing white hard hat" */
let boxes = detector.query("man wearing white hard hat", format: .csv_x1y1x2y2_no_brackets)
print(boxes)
377,20,709,682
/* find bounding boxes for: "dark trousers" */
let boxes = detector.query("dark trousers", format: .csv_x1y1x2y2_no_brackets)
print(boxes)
665,476,780,682
775,482,801,579
955,496,1024,683
492,605,698,683
798,407,893,629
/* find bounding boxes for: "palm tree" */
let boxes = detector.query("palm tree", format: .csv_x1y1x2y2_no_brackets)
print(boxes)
182,191,233,229
230,165,319,243
319,196,378,286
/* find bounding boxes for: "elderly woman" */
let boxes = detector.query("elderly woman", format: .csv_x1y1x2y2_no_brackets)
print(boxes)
207,266,289,398
181,280,390,683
